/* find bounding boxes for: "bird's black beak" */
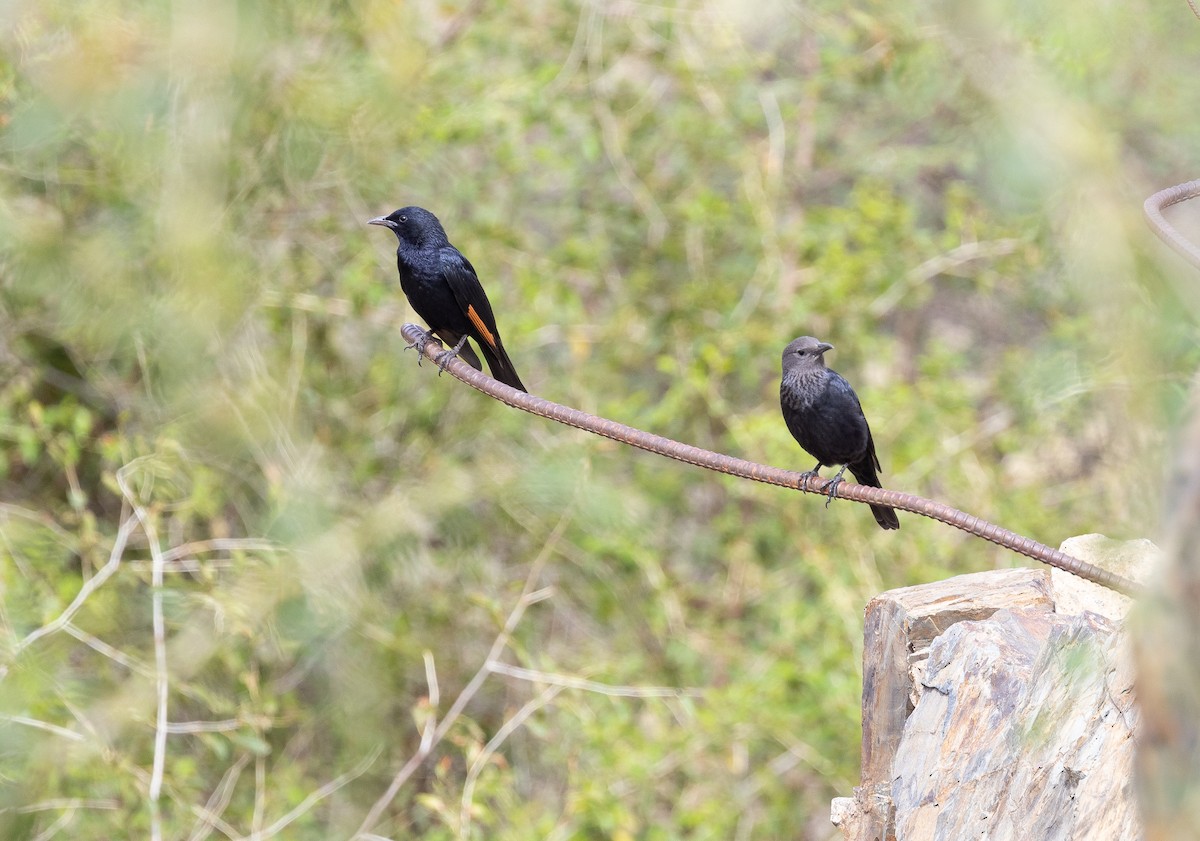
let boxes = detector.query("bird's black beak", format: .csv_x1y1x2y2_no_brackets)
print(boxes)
367,216,392,228
817,342,834,354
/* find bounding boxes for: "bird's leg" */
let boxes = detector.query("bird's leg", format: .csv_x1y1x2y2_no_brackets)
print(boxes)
435,334,472,376
799,462,823,491
404,328,439,366
823,464,849,508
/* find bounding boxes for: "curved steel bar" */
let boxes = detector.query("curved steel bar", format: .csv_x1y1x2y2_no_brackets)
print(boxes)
400,323,1144,598
1144,179,1200,270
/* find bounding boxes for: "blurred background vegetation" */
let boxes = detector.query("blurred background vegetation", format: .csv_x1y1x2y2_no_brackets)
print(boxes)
2,0,1198,838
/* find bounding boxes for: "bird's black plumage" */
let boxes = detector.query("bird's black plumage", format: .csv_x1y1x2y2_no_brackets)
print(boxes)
779,336,899,530
369,206,527,392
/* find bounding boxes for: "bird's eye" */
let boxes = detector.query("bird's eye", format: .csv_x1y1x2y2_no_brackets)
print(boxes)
399,215,408,223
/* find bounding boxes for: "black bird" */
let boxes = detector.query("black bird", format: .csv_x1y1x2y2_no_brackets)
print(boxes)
779,336,900,530
369,206,527,392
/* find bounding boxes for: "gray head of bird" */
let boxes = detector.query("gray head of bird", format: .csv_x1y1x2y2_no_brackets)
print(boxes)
781,336,834,371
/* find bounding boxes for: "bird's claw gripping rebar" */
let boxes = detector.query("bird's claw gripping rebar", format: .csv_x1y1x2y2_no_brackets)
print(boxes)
405,329,437,366
435,335,472,377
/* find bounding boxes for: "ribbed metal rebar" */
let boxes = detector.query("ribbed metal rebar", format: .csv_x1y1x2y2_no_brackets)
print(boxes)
400,323,1145,598
1144,179,1200,270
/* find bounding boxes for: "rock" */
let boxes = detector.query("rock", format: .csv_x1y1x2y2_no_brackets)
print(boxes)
892,608,1137,841
834,562,1146,841
860,569,1055,790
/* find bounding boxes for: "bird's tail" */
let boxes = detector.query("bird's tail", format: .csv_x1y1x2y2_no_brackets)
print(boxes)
478,338,527,393
848,459,900,531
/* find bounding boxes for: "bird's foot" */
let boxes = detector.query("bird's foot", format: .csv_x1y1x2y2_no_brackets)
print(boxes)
435,334,472,376
405,329,438,366
822,465,849,508
799,463,823,492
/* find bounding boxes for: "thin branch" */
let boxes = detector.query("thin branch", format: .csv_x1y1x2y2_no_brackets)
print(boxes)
418,651,440,757
127,558,236,574
161,538,277,563
115,461,170,841
0,714,85,742
0,502,80,546
868,238,1023,317
758,89,785,184
486,661,703,698
187,754,251,841
591,98,668,246
165,719,244,734
30,807,76,841
13,513,140,655
242,746,382,841
126,756,240,841
64,622,154,676
437,0,486,49
424,650,441,712
353,512,573,838
253,751,266,837
8,799,119,815
398,322,1143,598
460,685,565,837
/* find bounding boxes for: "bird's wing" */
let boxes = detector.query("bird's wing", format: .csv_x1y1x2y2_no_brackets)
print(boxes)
438,247,504,354
829,373,883,473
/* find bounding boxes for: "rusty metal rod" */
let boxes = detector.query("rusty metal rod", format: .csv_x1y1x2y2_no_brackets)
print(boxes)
401,323,1144,597
1144,179,1200,270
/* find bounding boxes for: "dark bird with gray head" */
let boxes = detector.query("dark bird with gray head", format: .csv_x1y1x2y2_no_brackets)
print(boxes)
369,206,527,392
779,336,900,530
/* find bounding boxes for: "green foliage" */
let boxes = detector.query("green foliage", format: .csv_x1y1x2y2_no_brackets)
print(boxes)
1,0,1198,838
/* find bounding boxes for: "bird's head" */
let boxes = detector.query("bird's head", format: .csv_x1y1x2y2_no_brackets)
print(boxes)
367,206,449,249
782,336,834,370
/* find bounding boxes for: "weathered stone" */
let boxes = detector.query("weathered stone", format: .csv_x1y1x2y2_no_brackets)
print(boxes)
861,569,1054,788
891,608,1137,840
834,563,1146,841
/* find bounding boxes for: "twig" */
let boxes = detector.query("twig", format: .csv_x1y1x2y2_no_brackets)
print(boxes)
125,755,241,841
165,719,244,734
459,685,565,837
127,558,236,574
419,651,440,756
29,807,76,841
437,0,486,48
0,502,79,546
868,238,1024,317
399,322,1143,598
253,751,266,836
353,513,573,838
8,799,120,815
115,461,170,841
591,98,668,246
186,754,251,841
242,746,381,841
64,622,154,676
13,512,140,655
0,714,85,742
161,538,277,563
486,662,702,698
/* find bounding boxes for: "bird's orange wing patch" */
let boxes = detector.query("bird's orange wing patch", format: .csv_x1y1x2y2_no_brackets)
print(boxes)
466,305,497,349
